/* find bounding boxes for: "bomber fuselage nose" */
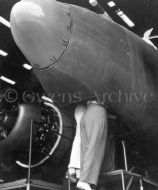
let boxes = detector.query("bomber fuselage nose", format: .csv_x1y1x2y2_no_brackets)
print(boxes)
10,0,71,70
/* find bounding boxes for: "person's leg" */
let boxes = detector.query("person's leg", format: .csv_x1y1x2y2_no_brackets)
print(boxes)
79,104,108,186
67,105,86,182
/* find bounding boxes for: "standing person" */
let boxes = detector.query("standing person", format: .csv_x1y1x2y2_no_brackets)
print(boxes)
67,105,86,182
77,100,108,190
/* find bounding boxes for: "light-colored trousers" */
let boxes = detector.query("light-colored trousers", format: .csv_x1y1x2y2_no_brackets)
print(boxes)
80,103,108,185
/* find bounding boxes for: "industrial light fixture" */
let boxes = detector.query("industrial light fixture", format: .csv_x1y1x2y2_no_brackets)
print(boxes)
89,0,97,6
0,76,16,85
0,50,8,57
120,14,135,27
116,10,135,27
0,16,10,28
23,63,32,70
117,10,124,16
107,1,116,7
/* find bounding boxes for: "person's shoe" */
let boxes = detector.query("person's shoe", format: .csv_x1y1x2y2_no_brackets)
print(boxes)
90,184,97,190
77,181,91,190
66,171,78,183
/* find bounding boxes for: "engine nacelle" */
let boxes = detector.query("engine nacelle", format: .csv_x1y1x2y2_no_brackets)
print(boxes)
0,101,74,168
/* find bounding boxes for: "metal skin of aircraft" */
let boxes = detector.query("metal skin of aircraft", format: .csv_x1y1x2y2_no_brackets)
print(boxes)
10,0,158,147
0,0,158,189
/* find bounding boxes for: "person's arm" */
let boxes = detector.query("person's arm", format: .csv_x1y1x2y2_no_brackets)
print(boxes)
68,122,81,169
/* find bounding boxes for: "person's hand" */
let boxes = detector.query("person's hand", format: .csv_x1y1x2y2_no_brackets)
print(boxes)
66,168,78,183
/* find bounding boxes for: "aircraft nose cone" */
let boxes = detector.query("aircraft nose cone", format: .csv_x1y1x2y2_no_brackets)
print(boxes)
10,0,71,70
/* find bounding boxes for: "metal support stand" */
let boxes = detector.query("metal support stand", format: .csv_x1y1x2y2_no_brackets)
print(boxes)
121,141,128,171
0,121,63,190
26,119,33,190
67,180,71,190
100,140,146,190
121,172,125,190
100,138,158,190
140,178,144,190
121,140,144,190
